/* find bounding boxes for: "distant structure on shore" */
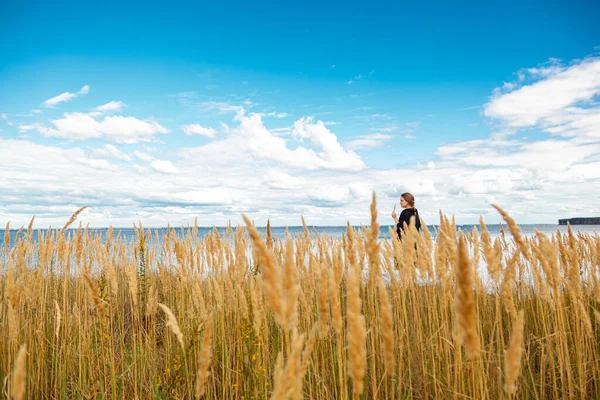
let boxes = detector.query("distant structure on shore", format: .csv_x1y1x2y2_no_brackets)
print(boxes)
558,217,600,225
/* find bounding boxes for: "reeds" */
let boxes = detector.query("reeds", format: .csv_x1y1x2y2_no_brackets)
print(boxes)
1,201,598,399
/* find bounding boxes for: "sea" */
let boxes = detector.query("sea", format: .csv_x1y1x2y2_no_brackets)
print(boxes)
1,224,598,250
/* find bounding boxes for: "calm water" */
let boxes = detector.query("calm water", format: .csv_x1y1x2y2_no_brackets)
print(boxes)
1,224,598,250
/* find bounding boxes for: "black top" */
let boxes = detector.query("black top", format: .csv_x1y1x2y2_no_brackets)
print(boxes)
396,208,421,239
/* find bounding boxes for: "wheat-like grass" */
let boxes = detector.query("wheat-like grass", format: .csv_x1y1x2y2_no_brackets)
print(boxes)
456,231,480,359
492,204,531,262
347,262,366,398
243,214,288,330
84,273,106,320
2,198,599,399
377,277,396,376
158,303,185,350
504,310,525,397
195,320,213,399
59,205,88,235
11,344,27,400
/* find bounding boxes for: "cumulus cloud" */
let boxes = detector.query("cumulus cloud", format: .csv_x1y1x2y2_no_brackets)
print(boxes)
4,54,600,227
291,117,365,170
484,56,600,141
182,111,366,171
43,85,90,107
181,123,217,138
29,112,170,143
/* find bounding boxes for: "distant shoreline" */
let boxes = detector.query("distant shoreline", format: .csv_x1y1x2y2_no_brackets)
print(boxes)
0,223,588,231
558,217,600,225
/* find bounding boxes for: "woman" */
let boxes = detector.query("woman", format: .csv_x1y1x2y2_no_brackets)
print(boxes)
391,192,421,240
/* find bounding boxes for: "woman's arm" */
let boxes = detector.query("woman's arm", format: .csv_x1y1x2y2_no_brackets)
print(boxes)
391,205,399,224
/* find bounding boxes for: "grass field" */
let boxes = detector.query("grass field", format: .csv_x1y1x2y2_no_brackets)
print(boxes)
1,194,599,399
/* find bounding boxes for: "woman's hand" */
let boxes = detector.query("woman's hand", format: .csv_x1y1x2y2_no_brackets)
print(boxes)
392,205,398,222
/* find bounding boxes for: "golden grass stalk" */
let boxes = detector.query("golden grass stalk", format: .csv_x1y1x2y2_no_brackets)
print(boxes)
243,214,287,330
347,263,366,398
158,303,185,351
491,204,531,262
146,285,158,317
4,221,9,253
283,231,300,330
271,331,305,400
8,300,18,343
456,231,480,359
329,269,342,336
300,323,320,375
504,310,525,396
367,192,381,284
250,277,264,334
317,266,330,334
27,216,35,236
59,205,88,235
84,273,106,320
377,277,396,376
266,219,273,248
479,217,502,283
195,320,213,399
54,300,62,339
12,344,27,400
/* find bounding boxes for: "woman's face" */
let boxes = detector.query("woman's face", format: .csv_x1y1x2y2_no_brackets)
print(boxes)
400,196,408,209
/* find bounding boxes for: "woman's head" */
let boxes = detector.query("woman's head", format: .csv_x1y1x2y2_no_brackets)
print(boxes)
400,192,415,208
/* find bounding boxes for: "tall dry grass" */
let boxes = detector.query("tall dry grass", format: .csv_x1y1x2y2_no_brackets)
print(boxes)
1,194,599,399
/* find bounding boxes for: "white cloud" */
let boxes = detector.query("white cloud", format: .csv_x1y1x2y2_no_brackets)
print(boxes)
150,160,179,174
30,113,170,143
77,157,113,170
291,117,366,170
345,133,393,150
134,150,155,161
94,101,126,112
372,114,391,119
263,170,304,189
181,111,365,172
181,124,216,138
91,144,131,161
484,56,600,141
4,54,600,227
370,124,399,133
250,111,289,119
43,85,90,107
437,137,600,172
197,101,245,115
1,113,14,126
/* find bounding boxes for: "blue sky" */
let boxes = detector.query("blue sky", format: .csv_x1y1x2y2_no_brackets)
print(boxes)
1,0,599,227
